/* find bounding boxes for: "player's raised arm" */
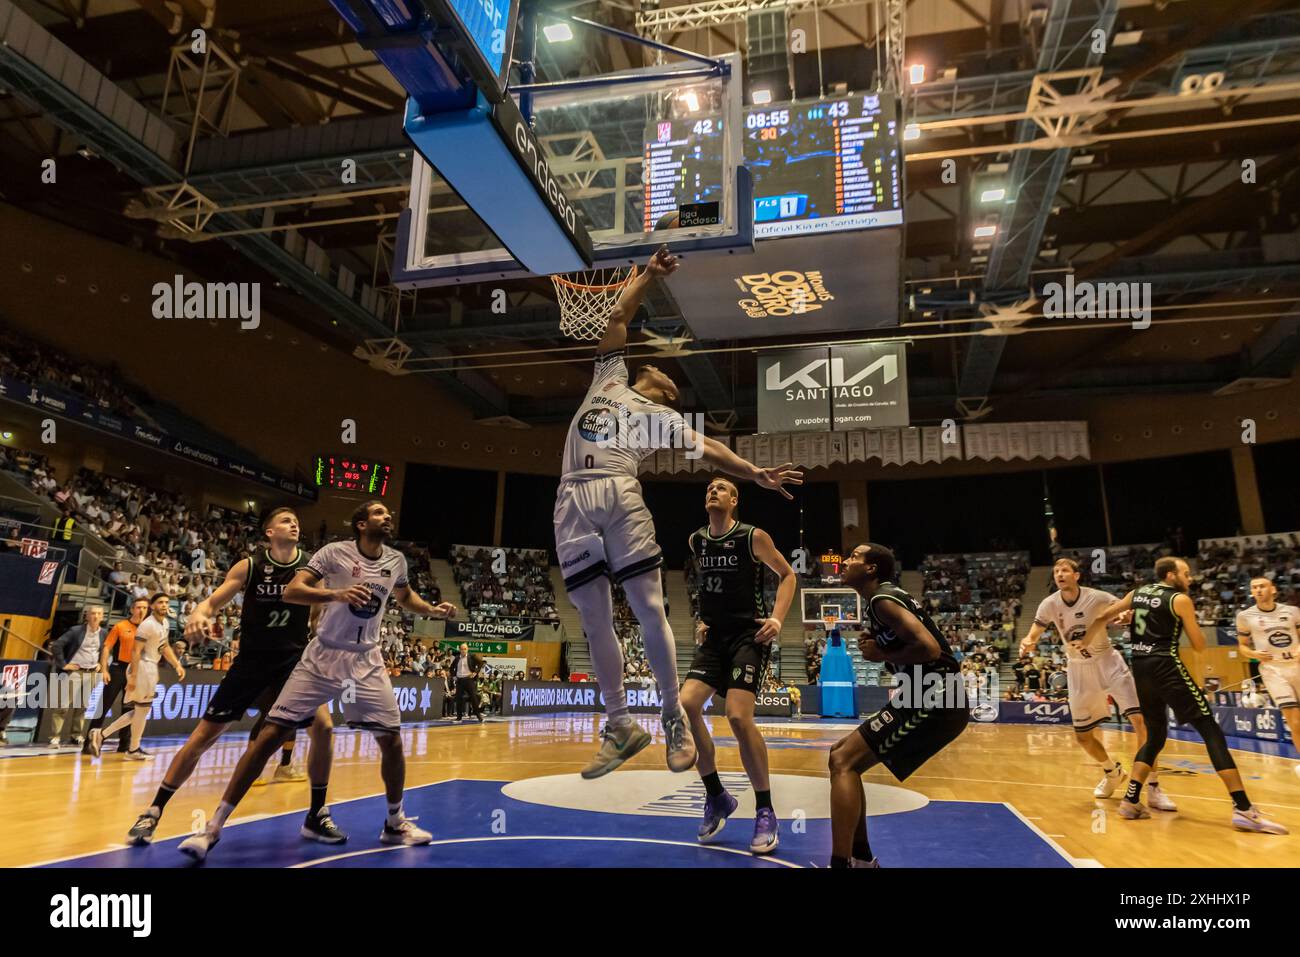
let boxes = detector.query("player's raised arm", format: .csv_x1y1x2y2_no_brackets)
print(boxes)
184,558,250,642
691,432,804,500
751,528,796,644
596,247,679,354
870,597,943,665
393,584,457,621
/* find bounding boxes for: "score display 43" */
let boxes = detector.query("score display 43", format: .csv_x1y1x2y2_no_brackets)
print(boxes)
313,456,392,496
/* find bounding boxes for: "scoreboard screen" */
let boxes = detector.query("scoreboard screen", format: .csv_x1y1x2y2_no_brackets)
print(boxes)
313,456,392,496
643,93,903,238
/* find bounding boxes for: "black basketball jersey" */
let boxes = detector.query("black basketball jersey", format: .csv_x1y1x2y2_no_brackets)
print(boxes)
1129,582,1184,657
866,582,959,676
689,520,768,630
239,545,312,653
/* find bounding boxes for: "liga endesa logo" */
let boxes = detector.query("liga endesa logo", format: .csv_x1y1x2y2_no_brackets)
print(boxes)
734,270,834,317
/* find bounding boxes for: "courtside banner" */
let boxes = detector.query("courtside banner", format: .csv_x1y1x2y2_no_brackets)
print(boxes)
35,671,447,741
501,680,797,717
0,551,62,617
996,700,1073,725
445,618,536,641
1176,705,1294,744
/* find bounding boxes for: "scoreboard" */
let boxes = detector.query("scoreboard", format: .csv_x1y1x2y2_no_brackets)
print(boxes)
643,93,903,237
313,456,392,497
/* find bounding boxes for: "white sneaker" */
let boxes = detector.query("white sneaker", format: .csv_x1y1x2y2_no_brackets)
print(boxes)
49,738,62,749
849,857,880,868
178,828,220,862
1232,807,1288,835
1093,766,1125,798
380,816,433,845
1145,783,1178,812
1117,800,1151,820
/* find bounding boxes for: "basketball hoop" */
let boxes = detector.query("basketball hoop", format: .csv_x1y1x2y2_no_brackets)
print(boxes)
823,615,839,634
551,266,639,341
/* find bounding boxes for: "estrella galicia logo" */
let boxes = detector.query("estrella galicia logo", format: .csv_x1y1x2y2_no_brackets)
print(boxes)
1268,631,1293,648
577,409,615,442
349,584,385,619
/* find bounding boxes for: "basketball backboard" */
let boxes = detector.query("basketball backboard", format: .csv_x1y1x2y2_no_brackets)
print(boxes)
393,54,751,287
800,588,863,629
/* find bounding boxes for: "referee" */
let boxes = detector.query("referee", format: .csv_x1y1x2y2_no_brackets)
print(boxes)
451,642,483,722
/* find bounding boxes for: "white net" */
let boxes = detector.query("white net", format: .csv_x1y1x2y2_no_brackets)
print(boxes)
551,267,639,341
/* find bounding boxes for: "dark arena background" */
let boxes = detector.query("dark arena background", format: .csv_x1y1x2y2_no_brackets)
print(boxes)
1,0,1299,927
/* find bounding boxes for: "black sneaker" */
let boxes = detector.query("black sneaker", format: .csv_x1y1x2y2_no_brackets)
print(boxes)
126,812,159,846
301,810,348,844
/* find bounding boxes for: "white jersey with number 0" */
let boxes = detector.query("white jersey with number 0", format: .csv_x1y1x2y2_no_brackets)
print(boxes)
1237,603,1300,667
561,351,687,481
1034,586,1118,662
307,540,408,651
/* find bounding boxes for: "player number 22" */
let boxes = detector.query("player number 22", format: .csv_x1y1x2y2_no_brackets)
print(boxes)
267,609,291,628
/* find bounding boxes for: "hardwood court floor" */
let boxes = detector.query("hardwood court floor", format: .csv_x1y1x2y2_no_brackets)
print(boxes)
3,716,1298,868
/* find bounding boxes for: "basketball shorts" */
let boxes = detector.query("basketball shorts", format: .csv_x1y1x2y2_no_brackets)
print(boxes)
126,660,159,707
554,475,662,592
267,642,401,735
686,627,770,697
856,695,969,781
203,648,306,723
1132,654,1213,726
1259,663,1300,709
1067,649,1140,731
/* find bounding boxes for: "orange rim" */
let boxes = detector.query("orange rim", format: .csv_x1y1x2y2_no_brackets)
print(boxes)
550,266,639,292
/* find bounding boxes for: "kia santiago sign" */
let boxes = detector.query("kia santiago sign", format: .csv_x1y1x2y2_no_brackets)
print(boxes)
757,343,908,433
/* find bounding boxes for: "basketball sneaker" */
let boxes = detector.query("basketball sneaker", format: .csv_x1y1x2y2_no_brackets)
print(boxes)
301,809,348,844
86,728,103,758
849,857,880,868
1093,765,1125,798
126,812,159,846
750,808,780,855
1145,783,1178,811
273,764,307,783
125,748,150,761
581,722,652,779
1117,799,1151,820
49,738,62,749
1232,807,1288,835
697,791,738,843
178,827,220,862
662,711,697,773
380,816,433,845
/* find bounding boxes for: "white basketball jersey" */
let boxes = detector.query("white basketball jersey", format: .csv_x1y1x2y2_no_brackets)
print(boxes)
1237,603,1300,666
561,351,687,481
307,540,409,651
1034,586,1117,661
135,616,169,665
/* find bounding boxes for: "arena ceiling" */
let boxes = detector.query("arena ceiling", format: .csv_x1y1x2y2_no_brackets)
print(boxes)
2,0,1298,431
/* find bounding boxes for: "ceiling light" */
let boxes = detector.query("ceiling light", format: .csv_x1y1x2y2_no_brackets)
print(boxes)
752,87,772,105
974,225,997,238
908,64,926,84
543,23,573,42
980,188,1006,203
682,90,700,112
903,123,921,141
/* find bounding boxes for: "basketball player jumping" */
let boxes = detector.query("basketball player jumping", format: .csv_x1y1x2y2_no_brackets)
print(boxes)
827,544,970,868
120,508,341,848
177,501,457,862
89,593,184,760
1084,557,1286,833
554,246,803,779
1236,577,1300,750
681,477,797,854
1018,557,1174,811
